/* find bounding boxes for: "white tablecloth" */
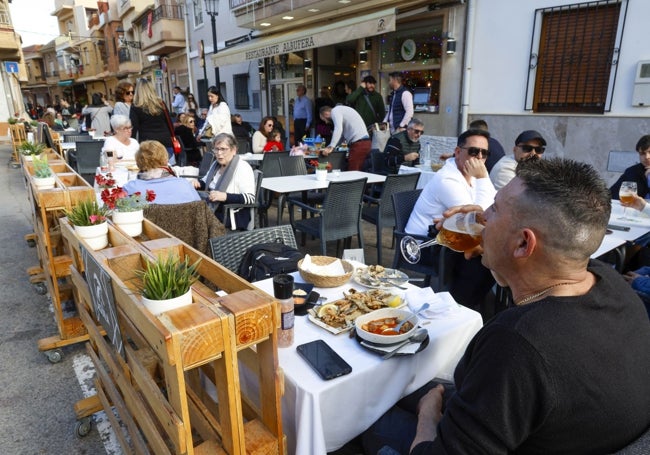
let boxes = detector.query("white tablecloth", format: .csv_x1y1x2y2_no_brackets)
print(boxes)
398,164,436,189
253,273,482,454
592,200,650,260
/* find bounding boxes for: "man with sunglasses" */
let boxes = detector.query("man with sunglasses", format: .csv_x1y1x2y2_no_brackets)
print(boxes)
384,118,423,174
406,129,497,312
490,129,546,190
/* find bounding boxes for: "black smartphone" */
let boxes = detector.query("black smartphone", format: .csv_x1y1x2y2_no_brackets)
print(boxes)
296,340,352,380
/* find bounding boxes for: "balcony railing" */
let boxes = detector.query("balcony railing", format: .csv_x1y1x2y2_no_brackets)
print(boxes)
138,4,183,29
118,48,138,64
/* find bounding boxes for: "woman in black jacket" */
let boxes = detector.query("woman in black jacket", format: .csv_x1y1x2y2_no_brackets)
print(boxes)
130,78,174,161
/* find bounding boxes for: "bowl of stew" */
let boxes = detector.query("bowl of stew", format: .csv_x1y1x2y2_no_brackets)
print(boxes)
354,308,418,345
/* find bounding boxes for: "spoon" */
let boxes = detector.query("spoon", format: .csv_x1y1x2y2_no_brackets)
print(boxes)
382,303,430,334
382,328,428,360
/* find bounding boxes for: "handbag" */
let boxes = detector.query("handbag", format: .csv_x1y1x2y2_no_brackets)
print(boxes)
370,122,391,152
161,103,182,154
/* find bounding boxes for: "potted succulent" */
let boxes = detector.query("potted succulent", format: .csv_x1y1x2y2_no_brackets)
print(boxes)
19,141,46,161
65,198,109,250
309,159,331,181
32,155,55,190
98,180,156,237
138,253,201,314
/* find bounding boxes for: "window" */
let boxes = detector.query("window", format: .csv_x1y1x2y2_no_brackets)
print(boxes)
193,0,204,27
234,74,250,110
527,0,628,114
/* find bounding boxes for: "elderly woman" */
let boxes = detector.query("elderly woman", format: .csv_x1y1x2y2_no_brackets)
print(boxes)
252,116,274,153
102,115,139,161
192,133,256,230
123,140,200,205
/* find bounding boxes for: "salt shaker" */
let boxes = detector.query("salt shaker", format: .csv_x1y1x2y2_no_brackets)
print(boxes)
273,274,295,348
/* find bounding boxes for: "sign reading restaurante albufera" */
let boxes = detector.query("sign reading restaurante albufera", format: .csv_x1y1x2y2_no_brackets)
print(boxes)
246,37,315,60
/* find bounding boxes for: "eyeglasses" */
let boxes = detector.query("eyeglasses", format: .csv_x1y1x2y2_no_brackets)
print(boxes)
518,144,545,154
460,146,490,157
409,128,424,135
122,125,133,130
213,147,231,153
126,91,134,95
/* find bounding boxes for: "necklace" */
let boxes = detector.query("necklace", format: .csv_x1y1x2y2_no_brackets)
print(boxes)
515,282,573,306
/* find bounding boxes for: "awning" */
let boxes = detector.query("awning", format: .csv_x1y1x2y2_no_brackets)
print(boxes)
57,80,74,86
211,8,396,67
76,71,111,83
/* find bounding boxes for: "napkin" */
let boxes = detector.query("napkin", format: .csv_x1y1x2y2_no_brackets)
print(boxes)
301,254,346,276
406,287,457,319
360,338,424,355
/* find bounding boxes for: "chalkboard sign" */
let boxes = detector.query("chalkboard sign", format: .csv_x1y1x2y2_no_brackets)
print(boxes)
81,245,124,358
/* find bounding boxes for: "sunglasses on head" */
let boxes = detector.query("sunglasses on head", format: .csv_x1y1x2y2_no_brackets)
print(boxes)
461,146,490,157
518,144,545,154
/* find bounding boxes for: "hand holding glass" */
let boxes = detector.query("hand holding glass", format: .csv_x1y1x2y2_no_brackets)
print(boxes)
401,211,484,264
619,181,637,220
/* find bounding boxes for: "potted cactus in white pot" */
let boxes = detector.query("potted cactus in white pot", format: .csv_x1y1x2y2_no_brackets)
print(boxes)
19,141,46,162
32,155,55,190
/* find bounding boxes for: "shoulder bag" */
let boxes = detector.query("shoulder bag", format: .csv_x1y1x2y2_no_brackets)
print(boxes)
161,103,183,155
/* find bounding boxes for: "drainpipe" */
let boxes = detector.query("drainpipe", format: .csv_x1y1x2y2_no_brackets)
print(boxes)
183,2,194,95
459,0,476,131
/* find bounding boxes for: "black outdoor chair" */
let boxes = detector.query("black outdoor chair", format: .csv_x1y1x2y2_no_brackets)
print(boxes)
210,224,297,274
362,173,420,265
74,140,104,184
288,177,367,256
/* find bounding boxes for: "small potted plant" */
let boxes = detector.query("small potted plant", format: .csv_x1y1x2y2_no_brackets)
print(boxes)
19,141,46,161
32,155,55,190
138,253,201,314
65,198,109,250
309,159,331,181
100,184,156,237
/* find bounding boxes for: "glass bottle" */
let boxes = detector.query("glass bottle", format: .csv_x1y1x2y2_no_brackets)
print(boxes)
273,274,295,348
99,149,108,173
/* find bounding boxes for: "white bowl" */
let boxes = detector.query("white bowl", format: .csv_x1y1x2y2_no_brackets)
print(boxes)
355,308,418,345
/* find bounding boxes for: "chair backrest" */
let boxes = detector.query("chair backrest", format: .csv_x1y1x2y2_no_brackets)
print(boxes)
9,123,27,143
370,149,390,175
611,426,650,454
75,140,104,174
260,151,288,178
236,138,251,154
377,173,421,222
393,189,423,233
320,177,368,241
197,152,215,178
65,135,95,143
279,155,307,176
322,151,347,171
210,224,297,273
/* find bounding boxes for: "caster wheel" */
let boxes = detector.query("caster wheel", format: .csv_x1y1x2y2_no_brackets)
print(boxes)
33,282,47,295
45,349,63,364
26,239,36,247
75,417,92,438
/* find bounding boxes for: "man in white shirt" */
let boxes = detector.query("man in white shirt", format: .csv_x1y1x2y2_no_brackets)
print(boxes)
406,129,497,312
320,105,371,171
171,86,186,115
489,130,546,190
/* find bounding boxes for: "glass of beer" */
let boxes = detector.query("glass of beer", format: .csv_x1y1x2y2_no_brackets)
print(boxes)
619,181,637,220
401,211,484,264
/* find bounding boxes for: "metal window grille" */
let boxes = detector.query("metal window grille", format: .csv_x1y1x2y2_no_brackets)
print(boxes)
527,0,627,114
234,74,250,110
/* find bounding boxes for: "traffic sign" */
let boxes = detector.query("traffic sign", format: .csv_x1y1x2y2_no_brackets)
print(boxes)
4,61,19,73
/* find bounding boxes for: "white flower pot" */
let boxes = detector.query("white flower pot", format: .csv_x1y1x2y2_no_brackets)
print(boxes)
74,222,108,251
22,154,34,162
315,169,328,181
33,176,55,190
141,289,193,315
112,209,144,237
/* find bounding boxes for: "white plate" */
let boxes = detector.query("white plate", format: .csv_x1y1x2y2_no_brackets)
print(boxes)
353,267,409,289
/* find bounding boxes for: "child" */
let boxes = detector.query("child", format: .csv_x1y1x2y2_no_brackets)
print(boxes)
263,129,285,152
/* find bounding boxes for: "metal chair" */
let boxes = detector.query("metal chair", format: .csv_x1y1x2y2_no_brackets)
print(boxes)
74,140,104,184
370,149,390,175
362,173,420,265
391,189,448,290
210,224,297,274
288,177,367,256
321,150,347,171
223,169,265,230
259,152,288,223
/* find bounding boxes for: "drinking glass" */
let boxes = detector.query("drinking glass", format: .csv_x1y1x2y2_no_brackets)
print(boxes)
618,181,637,220
401,211,484,264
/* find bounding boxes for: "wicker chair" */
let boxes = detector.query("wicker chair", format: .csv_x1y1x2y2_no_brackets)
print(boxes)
362,173,420,265
612,426,650,454
74,140,104,184
210,224,297,274
222,169,265,230
320,150,347,171
391,189,449,290
288,177,367,256
259,152,288,223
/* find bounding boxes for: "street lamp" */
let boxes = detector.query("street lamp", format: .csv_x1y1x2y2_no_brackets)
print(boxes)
204,0,221,89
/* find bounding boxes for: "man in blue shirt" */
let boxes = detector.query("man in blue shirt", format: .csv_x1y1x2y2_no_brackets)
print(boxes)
171,86,185,115
293,84,312,145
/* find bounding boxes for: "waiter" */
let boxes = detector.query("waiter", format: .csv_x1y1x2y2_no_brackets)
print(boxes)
319,105,371,171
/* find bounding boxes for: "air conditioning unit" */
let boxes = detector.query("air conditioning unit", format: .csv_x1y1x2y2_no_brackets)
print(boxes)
632,60,650,107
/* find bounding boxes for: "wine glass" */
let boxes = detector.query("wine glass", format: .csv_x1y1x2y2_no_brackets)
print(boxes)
400,212,484,264
619,181,637,220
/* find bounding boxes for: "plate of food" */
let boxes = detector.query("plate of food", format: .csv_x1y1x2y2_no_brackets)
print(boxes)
307,288,403,334
353,265,409,289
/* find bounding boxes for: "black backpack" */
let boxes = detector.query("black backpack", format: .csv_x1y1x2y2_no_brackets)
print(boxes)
237,240,303,282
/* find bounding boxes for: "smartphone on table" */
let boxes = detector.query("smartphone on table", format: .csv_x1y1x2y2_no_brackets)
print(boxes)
296,339,352,380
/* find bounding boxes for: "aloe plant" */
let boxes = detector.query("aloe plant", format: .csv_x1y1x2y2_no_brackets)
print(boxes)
33,155,53,178
65,198,108,226
19,141,46,157
138,253,201,301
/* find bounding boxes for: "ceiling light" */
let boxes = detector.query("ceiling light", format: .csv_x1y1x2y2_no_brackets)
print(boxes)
282,16,294,20
307,8,320,12
338,0,351,3
260,22,271,26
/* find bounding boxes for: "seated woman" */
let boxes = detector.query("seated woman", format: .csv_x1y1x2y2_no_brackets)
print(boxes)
192,133,256,230
252,116,274,153
103,115,139,161
123,140,200,205
174,115,203,166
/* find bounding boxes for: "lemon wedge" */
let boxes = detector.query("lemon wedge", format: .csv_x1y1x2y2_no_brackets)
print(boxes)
387,295,402,308
317,303,338,318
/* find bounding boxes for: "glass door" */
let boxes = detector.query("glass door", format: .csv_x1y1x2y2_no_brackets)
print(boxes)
270,79,303,148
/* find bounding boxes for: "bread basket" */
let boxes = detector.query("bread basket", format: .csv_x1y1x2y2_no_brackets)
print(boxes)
297,256,354,288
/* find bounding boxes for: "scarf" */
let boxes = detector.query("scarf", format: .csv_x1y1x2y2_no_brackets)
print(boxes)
204,154,240,210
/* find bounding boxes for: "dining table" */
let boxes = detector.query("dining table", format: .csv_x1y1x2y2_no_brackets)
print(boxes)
251,271,483,455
